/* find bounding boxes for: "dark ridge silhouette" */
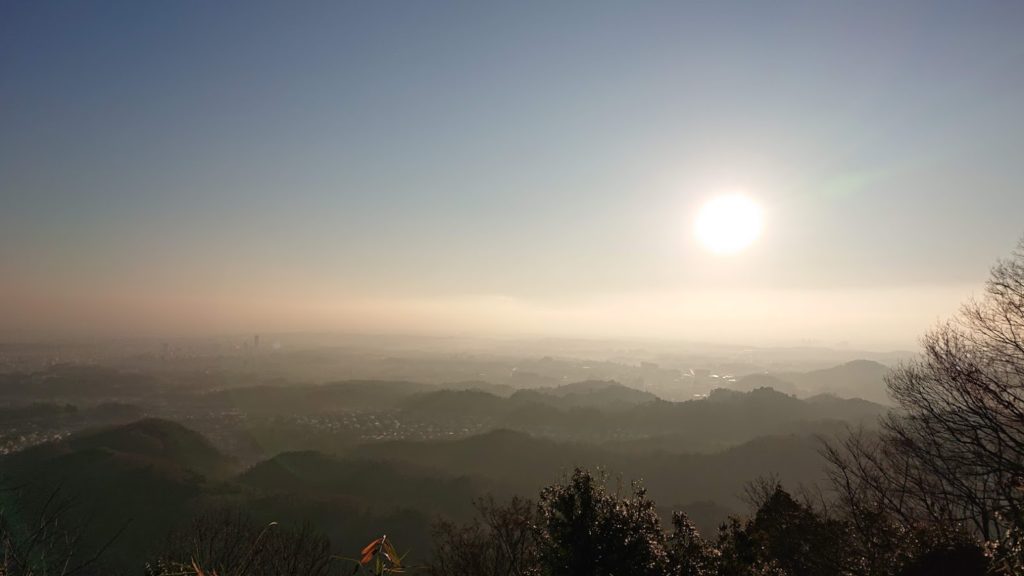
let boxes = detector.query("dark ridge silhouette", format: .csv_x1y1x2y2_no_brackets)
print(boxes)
731,373,800,395
344,427,829,516
510,379,659,409
400,388,510,416
237,451,481,518
5,417,236,479
1,418,236,570
0,364,161,399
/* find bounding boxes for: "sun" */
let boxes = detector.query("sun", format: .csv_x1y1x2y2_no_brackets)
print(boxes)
693,193,764,255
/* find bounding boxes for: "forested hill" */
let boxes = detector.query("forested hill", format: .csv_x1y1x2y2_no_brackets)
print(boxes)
0,414,838,571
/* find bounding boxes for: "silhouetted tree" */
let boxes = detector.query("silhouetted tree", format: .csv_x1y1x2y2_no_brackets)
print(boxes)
149,508,333,576
822,429,973,576
716,485,848,576
883,240,1024,542
896,541,988,576
666,511,717,576
534,468,668,576
428,496,539,576
820,241,1024,574
0,483,124,576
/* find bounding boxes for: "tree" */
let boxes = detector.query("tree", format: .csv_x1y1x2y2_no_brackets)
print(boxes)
428,496,539,576
150,508,333,576
716,485,847,576
822,240,1024,574
822,428,969,576
0,482,125,576
884,240,1024,541
534,468,668,576
666,511,717,576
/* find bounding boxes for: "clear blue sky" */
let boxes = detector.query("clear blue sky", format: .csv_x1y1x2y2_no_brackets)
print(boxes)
3,1,1024,347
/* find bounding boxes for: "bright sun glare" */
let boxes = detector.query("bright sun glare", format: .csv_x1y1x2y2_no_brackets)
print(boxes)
694,193,764,255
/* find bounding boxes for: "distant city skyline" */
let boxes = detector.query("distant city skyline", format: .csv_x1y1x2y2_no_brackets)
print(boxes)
3,1,1024,348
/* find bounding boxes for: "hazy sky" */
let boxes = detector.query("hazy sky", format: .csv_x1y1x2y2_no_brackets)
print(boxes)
3,1,1024,348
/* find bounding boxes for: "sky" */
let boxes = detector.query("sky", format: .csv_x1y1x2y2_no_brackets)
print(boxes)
3,1,1024,349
